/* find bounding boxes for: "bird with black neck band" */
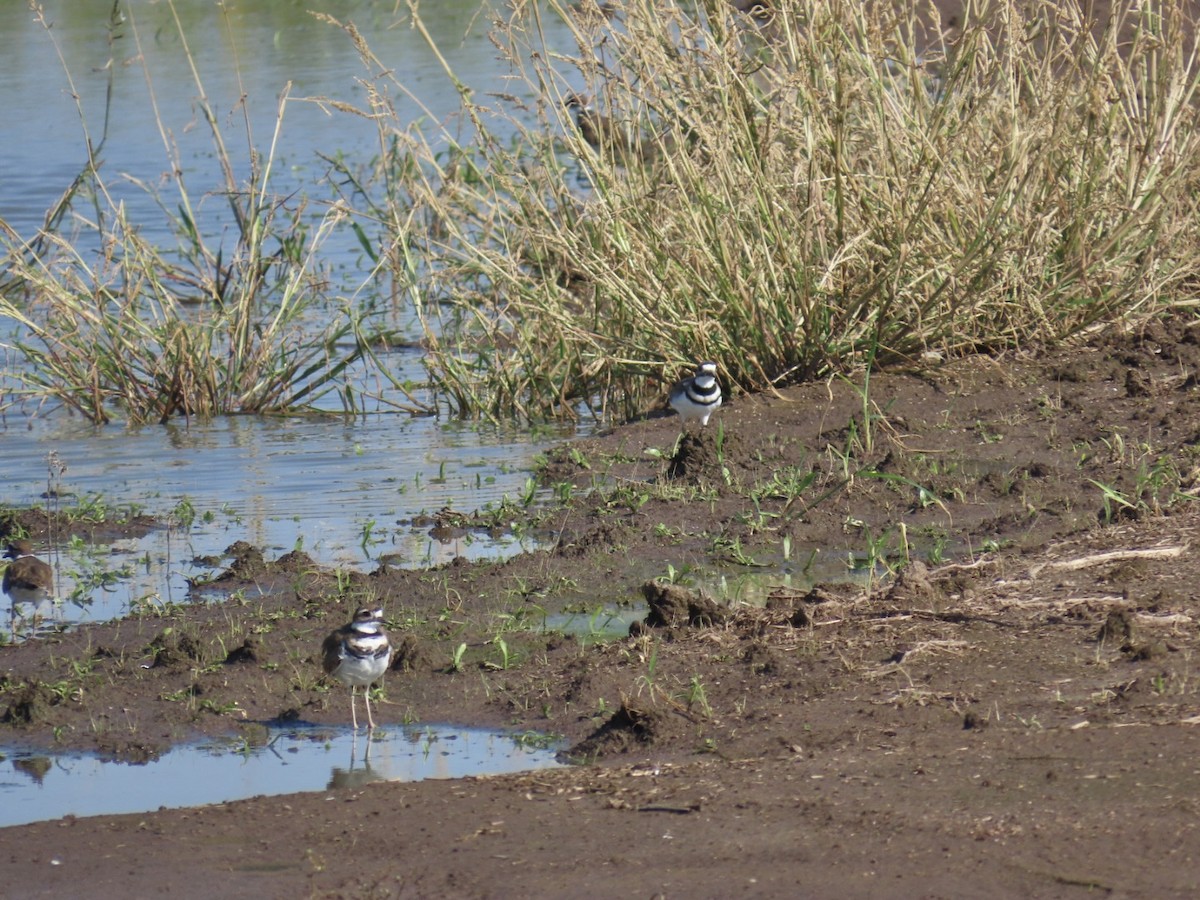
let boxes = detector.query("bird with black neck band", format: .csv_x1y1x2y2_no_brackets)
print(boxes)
322,606,392,731
669,361,723,427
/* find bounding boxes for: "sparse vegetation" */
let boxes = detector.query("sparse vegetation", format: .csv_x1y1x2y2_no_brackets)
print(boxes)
6,1,1199,424
318,0,1200,420
0,1,426,424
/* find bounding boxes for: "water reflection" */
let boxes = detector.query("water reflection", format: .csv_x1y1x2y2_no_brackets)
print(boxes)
0,0,543,241
0,1,588,635
0,723,562,829
0,412,579,641
696,551,884,607
6,595,65,643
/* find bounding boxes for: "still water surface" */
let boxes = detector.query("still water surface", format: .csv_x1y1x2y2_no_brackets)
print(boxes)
1,1,588,636
0,0,537,241
0,723,563,828
2,410,577,641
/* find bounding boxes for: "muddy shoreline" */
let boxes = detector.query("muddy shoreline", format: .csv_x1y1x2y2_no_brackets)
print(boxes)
4,321,1200,897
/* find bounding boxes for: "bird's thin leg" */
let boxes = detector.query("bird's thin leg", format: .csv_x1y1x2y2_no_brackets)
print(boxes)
365,686,376,730
350,687,359,731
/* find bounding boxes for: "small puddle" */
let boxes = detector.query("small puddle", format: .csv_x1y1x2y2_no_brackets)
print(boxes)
694,556,881,608
0,723,562,829
546,550,890,641
544,605,644,640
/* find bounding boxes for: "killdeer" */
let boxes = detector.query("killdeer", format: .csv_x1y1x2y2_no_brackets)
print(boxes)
3,541,53,606
728,0,773,20
322,606,392,731
669,361,723,426
564,93,656,164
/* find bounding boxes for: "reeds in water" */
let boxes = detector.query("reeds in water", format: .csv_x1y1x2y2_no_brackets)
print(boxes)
5,0,1200,424
336,0,1200,420
0,0,422,424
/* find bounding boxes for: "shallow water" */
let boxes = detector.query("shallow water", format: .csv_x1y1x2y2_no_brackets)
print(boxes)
0,0,556,242
2,410,578,640
0,2,595,640
0,723,562,829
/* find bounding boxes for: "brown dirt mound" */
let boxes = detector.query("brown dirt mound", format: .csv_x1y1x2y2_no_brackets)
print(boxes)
639,580,728,629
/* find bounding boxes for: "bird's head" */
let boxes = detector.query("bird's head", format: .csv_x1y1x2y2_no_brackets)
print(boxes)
563,92,593,114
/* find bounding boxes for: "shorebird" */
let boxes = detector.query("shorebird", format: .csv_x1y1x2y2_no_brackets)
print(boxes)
728,0,773,20
564,93,659,164
669,361,723,426
3,541,53,606
322,606,392,731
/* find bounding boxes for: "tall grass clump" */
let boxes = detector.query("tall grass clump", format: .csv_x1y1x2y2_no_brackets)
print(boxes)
334,0,1200,420
0,1,419,425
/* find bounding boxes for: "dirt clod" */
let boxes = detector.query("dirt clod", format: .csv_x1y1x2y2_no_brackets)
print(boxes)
1097,608,1135,646
665,430,735,484
150,632,205,669
1,681,57,725
223,638,260,665
390,633,426,672
566,701,667,759
641,580,727,628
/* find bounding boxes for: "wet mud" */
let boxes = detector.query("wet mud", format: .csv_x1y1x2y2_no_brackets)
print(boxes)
4,318,1200,896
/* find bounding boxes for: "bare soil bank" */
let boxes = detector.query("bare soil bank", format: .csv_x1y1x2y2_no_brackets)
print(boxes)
4,317,1200,897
